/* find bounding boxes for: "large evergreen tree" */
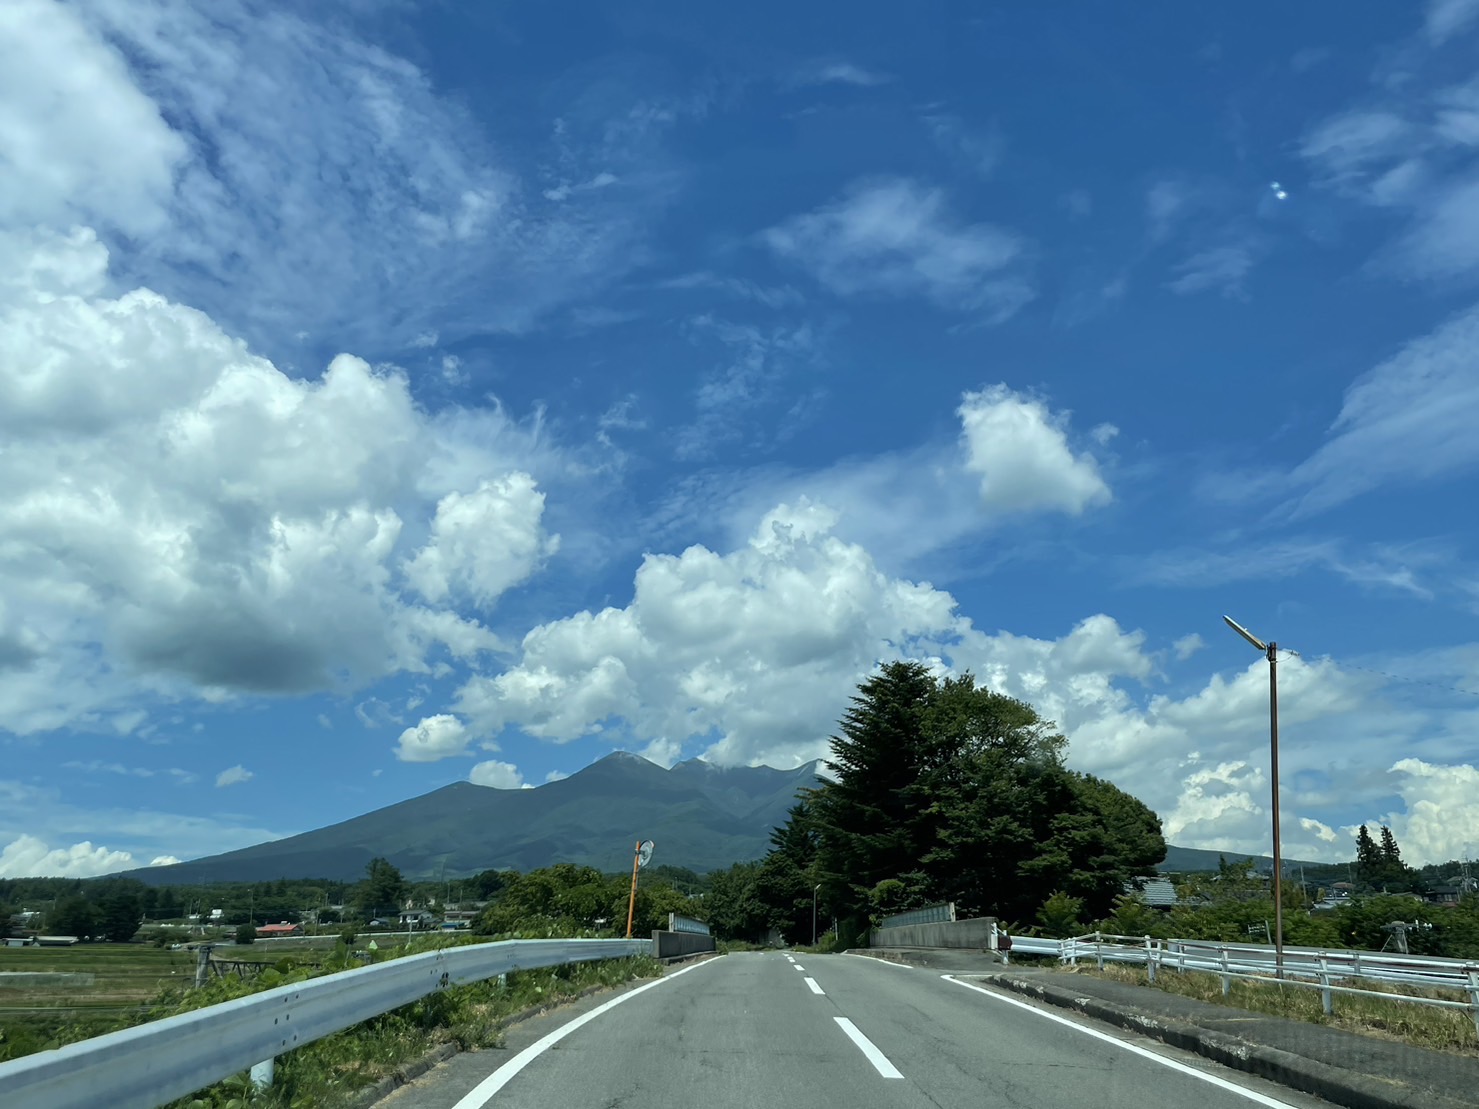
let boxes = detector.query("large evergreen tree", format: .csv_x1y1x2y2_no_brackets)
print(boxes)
1355,824,1383,886
49,896,97,938
811,661,941,925
799,663,1164,934
96,891,142,943
353,857,407,918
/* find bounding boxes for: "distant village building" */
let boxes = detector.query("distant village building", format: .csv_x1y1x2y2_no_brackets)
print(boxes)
255,922,304,937
1425,877,1478,907
1124,876,1181,909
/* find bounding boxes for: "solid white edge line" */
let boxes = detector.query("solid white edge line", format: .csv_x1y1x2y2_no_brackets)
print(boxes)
840,952,911,969
450,956,725,1108
940,976,1299,1108
804,976,825,995
833,1016,904,1079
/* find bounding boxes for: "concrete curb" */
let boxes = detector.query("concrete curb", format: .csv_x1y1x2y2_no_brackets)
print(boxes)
986,973,1473,1109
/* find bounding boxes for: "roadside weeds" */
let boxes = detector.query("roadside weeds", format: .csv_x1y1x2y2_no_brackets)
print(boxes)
1056,962,1479,1057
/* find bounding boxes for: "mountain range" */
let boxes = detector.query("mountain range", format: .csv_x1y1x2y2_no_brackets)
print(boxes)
126,752,824,885
122,752,1332,885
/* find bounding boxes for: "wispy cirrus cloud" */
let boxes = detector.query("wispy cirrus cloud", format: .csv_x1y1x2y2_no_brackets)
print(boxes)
1287,304,1479,514
762,177,1032,318
792,60,890,87
673,315,822,461
7,0,676,359
1427,0,1479,45
1196,304,1479,520
1131,538,1450,599
1167,241,1262,297
1299,11,1479,282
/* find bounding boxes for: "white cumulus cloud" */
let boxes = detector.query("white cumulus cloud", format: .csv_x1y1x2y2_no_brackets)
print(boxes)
958,386,1112,516
469,759,524,789
0,834,135,878
454,498,961,768
0,0,185,238
0,227,558,736
403,476,560,610
395,714,472,763
149,854,182,866
215,765,253,788
1369,759,1479,865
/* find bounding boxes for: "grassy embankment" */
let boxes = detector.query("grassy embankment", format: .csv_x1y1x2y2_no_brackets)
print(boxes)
1056,962,1479,1057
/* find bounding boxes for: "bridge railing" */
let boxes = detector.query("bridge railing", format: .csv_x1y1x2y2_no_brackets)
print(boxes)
0,937,650,1109
1008,931,1479,1034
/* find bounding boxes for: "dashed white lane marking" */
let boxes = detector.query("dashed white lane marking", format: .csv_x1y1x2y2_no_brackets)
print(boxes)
804,976,825,995
834,1017,904,1079
451,956,724,1107
794,964,805,971
940,976,1300,1108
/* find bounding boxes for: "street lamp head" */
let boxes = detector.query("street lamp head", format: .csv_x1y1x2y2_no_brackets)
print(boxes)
1223,615,1268,653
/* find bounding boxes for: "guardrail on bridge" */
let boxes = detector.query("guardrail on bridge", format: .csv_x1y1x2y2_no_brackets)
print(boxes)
1007,931,1479,1034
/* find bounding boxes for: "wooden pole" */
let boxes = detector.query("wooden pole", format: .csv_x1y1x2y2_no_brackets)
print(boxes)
625,841,641,938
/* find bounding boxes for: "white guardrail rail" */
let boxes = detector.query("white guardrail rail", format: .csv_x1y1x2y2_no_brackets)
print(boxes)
0,937,650,1109
1005,930,1479,1033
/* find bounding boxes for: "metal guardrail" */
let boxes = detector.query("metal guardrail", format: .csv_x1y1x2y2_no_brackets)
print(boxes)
1008,931,1479,1034
668,913,711,936
878,902,956,929
0,937,649,1109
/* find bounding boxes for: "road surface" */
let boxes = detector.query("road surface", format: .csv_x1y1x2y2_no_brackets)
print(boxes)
383,951,1331,1109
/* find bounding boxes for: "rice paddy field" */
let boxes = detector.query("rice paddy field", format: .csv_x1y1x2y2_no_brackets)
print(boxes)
0,943,196,1060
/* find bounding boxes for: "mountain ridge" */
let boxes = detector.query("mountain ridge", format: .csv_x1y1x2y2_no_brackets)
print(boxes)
124,752,824,885
119,752,1332,885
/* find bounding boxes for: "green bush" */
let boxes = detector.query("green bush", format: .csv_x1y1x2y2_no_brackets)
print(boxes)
1037,891,1086,938
234,924,256,945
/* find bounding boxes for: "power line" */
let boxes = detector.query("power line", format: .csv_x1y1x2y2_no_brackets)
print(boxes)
1300,655,1479,699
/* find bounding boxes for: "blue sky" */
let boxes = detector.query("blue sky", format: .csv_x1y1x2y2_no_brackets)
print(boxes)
3,0,1479,877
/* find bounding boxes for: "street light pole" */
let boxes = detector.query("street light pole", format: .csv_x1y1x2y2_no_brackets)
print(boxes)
1224,616,1284,978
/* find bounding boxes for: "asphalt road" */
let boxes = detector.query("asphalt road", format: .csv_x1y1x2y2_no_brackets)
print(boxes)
383,951,1333,1109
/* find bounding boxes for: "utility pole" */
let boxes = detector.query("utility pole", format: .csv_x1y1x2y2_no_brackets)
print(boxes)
812,884,820,946
1223,616,1285,978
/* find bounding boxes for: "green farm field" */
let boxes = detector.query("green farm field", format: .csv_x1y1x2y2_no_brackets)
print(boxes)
0,943,196,1060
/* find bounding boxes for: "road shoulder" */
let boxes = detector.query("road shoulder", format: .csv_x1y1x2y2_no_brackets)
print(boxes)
365,954,721,1109
972,967,1475,1109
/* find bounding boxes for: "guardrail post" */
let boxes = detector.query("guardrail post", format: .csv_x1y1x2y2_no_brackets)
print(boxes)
1096,932,1104,972
194,944,213,989
1219,945,1231,996
1467,969,1479,1038
1319,954,1333,1015
1145,936,1156,983
250,1057,274,1091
